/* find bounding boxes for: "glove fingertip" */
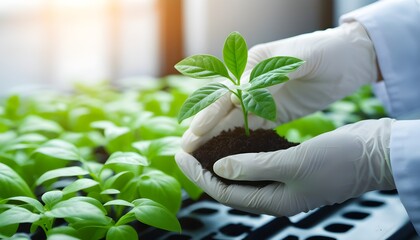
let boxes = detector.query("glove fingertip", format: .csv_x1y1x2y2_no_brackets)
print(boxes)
181,129,206,153
213,156,245,180
213,158,232,179
175,151,204,181
174,151,189,167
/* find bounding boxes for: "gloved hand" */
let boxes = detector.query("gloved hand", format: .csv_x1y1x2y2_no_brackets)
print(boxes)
176,118,396,216
182,21,378,153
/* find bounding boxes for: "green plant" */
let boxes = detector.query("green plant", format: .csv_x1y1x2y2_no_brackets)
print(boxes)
0,73,385,239
0,81,203,239
175,31,305,136
275,85,387,143
324,85,387,126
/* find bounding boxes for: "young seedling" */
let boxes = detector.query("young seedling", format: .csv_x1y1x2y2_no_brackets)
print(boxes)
175,32,305,136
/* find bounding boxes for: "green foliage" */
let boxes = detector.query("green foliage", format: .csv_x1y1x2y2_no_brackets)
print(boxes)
223,31,248,80
34,140,82,161
178,83,229,123
0,163,34,198
276,113,336,143
175,31,305,135
0,206,40,227
276,85,387,143
138,170,182,214
0,72,385,238
242,88,276,121
131,199,181,232
324,85,387,126
62,179,99,195
36,167,89,186
174,55,230,79
0,80,199,238
106,225,137,240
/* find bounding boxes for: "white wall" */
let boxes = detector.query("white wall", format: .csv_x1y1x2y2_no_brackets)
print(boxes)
183,0,331,58
333,0,376,25
0,0,160,95
0,3,48,93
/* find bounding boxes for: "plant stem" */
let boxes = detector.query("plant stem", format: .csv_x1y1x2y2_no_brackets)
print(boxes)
227,76,236,85
40,222,49,235
236,90,250,136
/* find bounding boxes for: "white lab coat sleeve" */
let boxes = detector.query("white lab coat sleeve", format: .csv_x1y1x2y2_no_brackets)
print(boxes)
340,0,420,119
391,120,420,234
340,0,420,235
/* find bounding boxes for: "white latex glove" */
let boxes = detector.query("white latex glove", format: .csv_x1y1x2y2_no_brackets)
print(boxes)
182,21,378,153
176,118,396,216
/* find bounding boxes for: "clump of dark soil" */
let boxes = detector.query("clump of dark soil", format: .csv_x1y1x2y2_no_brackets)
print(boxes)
192,127,298,186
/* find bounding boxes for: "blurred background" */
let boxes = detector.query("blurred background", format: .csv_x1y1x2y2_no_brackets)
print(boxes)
0,0,376,94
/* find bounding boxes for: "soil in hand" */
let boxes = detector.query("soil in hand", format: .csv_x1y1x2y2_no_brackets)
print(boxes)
192,127,298,187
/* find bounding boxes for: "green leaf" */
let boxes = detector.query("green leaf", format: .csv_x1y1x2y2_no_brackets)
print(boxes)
4,95,20,119
138,117,185,139
18,115,63,135
48,234,81,240
175,168,203,200
68,106,105,132
90,120,117,130
103,171,134,190
132,136,181,160
84,162,104,178
42,191,63,208
65,212,112,240
360,98,386,116
0,163,34,198
100,189,120,195
111,180,138,203
0,132,17,149
47,226,79,239
276,112,336,143
62,178,99,195
132,198,181,232
104,200,134,208
34,139,81,161
104,126,134,153
0,224,19,238
104,126,130,140
249,74,289,90
106,225,137,240
3,143,39,152
105,152,149,166
223,31,248,80
45,198,106,221
178,83,229,123
0,206,40,227
67,197,107,215
138,170,181,214
66,224,108,240
250,56,304,83
0,119,12,133
60,132,98,148
5,197,44,213
36,166,89,186
243,89,276,121
141,91,173,116
116,212,136,226
15,133,48,144
175,54,230,79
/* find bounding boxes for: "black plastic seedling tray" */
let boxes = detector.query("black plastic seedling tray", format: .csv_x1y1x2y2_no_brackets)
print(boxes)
139,190,418,240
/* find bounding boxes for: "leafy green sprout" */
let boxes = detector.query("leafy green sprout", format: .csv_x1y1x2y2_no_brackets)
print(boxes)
175,31,305,136
0,88,199,239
